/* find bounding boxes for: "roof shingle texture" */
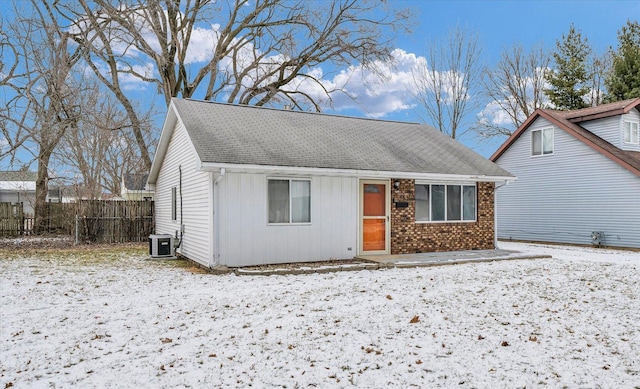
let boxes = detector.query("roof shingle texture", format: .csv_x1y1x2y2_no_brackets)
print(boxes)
0,171,38,182
172,99,512,178
124,173,149,191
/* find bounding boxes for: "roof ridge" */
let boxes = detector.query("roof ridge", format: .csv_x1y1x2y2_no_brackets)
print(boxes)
175,97,425,126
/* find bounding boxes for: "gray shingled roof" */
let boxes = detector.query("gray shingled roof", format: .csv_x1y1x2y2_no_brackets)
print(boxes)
172,99,512,178
124,173,149,191
0,171,38,182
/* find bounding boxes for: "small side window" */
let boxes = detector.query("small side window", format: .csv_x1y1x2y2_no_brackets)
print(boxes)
623,121,639,144
171,187,177,221
532,128,554,156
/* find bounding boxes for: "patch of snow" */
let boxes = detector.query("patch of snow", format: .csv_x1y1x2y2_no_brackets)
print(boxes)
1,243,639,387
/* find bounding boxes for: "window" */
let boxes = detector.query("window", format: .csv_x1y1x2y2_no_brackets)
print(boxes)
171,187,177,221
415,183,476,222
268,179,310,224
623,121,639,144
532,128,553,156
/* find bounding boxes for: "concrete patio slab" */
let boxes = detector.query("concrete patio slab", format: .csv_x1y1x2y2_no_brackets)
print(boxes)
356,249,551,268
228,249,552,275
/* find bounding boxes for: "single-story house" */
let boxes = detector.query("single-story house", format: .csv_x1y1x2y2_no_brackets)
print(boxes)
491,97,640,249
121,173,154,201
147,98,515,268
0,170,37,215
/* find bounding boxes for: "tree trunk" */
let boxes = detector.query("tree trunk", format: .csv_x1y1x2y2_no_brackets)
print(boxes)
34,150,52,235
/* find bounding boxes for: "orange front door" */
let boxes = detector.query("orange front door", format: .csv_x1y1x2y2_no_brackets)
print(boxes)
361,181,389,253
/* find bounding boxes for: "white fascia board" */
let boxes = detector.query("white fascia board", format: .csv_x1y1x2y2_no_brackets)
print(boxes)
198,162,516,183
148,101,179,185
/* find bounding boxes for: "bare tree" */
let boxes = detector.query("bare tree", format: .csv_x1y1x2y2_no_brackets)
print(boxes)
0,0,84,233
413,26,482,139
475,43,550,137
586,50,611,107
56,84,155,197
53,0,411,169
0,20,21,160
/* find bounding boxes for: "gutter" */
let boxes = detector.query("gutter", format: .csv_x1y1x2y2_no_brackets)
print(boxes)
199,161,516,184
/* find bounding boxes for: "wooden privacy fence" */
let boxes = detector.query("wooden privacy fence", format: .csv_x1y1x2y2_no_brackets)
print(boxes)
0,200,154,243
75,200,154,243
0,202,25,237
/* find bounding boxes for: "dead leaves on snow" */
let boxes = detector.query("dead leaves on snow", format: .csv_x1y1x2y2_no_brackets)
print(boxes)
362,345,382,355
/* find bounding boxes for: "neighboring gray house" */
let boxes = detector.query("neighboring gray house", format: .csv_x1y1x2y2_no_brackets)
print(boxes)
0,170,37,215
148,98,514,268
491,98,640,249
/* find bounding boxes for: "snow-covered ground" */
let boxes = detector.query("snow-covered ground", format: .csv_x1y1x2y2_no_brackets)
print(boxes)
1,242,639,388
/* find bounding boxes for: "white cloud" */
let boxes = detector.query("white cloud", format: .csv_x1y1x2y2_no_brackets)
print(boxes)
477,100,515,127
183,25,219,64
71,6,428,119
288,48,424,118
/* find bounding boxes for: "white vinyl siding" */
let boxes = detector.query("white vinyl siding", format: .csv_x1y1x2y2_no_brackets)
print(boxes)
155,121,211,266
580,110,640,152
219,173,357,267
415,183,476,222
495,117,640,249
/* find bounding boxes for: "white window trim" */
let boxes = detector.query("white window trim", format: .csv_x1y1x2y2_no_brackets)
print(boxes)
171,187,177,222
531,127,554,157
414,182,477,224
267,177,312,226
623,120,639,145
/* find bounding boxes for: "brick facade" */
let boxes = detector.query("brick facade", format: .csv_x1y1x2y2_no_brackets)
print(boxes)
390,180,495,254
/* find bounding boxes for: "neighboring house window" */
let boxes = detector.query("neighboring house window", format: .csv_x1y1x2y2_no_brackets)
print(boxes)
415,183,476,222
531,128,554,156
171,187,177,221
268,178,310,224
623,120,639,144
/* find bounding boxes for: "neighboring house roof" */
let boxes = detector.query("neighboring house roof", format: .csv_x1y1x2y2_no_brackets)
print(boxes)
0,171,38,182
149,99,513,183
0,171,37,191
124,173,150,191
491,98,640,177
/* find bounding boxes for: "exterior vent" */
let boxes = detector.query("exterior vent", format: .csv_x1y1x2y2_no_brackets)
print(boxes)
591,231,605,246
149,234,175,258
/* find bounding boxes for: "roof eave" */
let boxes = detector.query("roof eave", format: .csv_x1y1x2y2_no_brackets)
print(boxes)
148,99,180,185
199,162,515,183
490,109,543,162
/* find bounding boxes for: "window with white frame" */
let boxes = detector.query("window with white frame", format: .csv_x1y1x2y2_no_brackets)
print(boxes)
415,183,476,222
531,128,554,156
623,120,639,144
268,178,311,224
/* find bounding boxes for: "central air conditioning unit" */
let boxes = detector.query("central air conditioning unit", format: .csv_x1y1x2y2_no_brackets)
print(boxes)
591,231,605,246
149,234,175,258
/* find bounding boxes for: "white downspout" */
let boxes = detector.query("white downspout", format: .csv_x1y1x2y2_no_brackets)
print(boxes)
493,180,510,249
210,168,226,267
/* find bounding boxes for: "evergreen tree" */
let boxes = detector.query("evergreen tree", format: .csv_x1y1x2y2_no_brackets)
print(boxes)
605,20,640,102
545,24,591,110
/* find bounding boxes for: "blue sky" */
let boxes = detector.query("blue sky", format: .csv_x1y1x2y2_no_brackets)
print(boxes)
340,0,638,156
2,0,637,170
